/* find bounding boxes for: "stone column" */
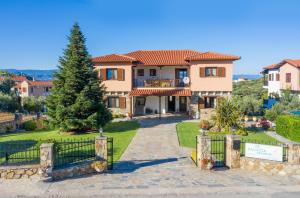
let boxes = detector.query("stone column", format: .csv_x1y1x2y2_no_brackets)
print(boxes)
225,134,241,169
287,143,300,165
40,143,54,178
95,136,107,161
196,135,211,170
40,143,54,168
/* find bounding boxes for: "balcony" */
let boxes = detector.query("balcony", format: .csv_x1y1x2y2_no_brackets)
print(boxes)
133,78,190,88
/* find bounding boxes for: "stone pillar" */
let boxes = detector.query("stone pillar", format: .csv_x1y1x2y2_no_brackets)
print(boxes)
40,143,54,168
95,136,107,161
287,143,300,165
225,134,241,169
40,143,54,179
196,135,211,170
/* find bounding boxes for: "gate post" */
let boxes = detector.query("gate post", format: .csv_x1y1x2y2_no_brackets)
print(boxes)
225,134,241,169
95,136,107,161
196,135,212,170
39,143,54,177
287,143,300,165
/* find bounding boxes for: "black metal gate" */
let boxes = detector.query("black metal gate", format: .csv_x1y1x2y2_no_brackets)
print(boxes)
211,136,226,167
107,137,113,170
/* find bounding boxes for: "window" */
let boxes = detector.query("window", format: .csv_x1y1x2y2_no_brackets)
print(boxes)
22,87,27,93
107,97,119,108
205,67,217,77
276,73,280,81
137,69,144,77
149,69,156,77
286,73,291,83
30,87,34,94
106,69,118,80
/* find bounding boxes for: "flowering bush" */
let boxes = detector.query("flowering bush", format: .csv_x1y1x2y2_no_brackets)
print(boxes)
259,118,271,130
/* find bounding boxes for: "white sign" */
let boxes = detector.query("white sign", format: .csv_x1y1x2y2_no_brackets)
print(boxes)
245,143,283,162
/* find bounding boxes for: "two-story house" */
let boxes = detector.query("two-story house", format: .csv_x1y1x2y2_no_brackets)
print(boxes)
15,80,53,98
92,50,240,117
262,59,300,97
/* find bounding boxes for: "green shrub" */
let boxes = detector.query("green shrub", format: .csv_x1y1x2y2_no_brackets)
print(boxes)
276,115,300,142
235,129,248,136
24,120,37,131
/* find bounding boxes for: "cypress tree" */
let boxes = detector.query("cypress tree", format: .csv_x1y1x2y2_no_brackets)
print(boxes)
46,23,111,132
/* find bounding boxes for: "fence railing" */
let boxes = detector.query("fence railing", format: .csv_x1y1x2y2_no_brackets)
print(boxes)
240,139,288,162
107,137,113,170
0,141,40,166
54,139,96,169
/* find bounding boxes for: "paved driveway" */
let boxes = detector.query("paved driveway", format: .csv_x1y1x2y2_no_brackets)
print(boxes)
2,115,300,197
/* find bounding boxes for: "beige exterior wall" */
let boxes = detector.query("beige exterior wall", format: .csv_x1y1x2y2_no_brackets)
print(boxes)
19,81,52,98
94,65,132,92
189,60,233,92
279,63,300,91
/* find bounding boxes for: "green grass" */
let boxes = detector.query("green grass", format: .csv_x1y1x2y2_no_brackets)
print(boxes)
176,122,280,149
0,121,139,163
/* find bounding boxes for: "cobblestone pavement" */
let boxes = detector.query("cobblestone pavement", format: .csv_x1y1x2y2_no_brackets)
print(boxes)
2,115,300,197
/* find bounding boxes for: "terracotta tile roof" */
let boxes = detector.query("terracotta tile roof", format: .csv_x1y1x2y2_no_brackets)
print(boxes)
0,76,27,82
263,63,278,70
92,50,240,66
126,50,201,66
28,80,53,86
92,54,137,63
186,51,240,61
129,89,191,96
263,59,300,70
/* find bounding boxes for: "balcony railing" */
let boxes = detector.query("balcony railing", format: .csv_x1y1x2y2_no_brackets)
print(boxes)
133,79,190,88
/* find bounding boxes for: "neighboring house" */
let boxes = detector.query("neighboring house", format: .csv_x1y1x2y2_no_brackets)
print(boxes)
262,59,300,97
0,75,27,83
92,50,240,117
15,80,53,98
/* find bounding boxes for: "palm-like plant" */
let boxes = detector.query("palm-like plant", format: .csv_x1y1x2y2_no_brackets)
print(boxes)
214,97,242,132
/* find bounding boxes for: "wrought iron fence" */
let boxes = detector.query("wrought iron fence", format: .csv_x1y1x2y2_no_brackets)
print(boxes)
54,139,96,169
240,139,288,161
211,136,226,167
0,141,40,165
107,137,113,170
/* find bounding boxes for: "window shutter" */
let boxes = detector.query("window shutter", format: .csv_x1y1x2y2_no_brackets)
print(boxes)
117,69,125,81
276,73,280,81
198,97,205,109
100,69,107,80
119,97,126,109
217,67,226,77
199,68,205,77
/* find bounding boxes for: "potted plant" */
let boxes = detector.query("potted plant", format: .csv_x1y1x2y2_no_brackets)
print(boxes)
199,119,210,130
199,158,214,170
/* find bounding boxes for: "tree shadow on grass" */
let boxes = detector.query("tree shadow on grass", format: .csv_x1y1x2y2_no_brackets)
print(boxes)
0,140,40,166
103,121,140,133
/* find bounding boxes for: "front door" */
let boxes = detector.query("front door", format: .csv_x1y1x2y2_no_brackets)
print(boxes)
179,96,187,112
168,96,175,112
135,97,146,115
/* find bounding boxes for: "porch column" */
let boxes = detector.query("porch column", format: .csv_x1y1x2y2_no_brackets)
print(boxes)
129,96,133,119
159,96,161,119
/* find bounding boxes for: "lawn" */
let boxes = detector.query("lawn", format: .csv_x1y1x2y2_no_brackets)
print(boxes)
176,122,280,149
0,121,139,163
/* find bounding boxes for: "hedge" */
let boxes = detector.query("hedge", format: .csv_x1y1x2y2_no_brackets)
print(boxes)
276,115,300,142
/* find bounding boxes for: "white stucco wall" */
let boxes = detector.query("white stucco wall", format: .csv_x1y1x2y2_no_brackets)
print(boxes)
267,69,281,95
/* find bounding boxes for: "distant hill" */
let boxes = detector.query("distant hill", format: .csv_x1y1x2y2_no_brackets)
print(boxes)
1,69,261,81
1,69,56,80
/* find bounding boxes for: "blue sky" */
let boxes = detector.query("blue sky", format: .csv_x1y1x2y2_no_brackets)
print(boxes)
0,0,300,74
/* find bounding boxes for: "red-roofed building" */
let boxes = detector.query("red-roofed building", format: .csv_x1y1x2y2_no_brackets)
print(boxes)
92,49,240,118
262,59,300,97
15,80,53,98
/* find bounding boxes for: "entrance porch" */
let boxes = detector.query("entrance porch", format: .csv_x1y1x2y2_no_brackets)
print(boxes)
129,89,191,116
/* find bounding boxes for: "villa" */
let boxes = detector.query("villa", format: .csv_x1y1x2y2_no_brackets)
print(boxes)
92,50,240,117
262,59,300,97
15,80,53,98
